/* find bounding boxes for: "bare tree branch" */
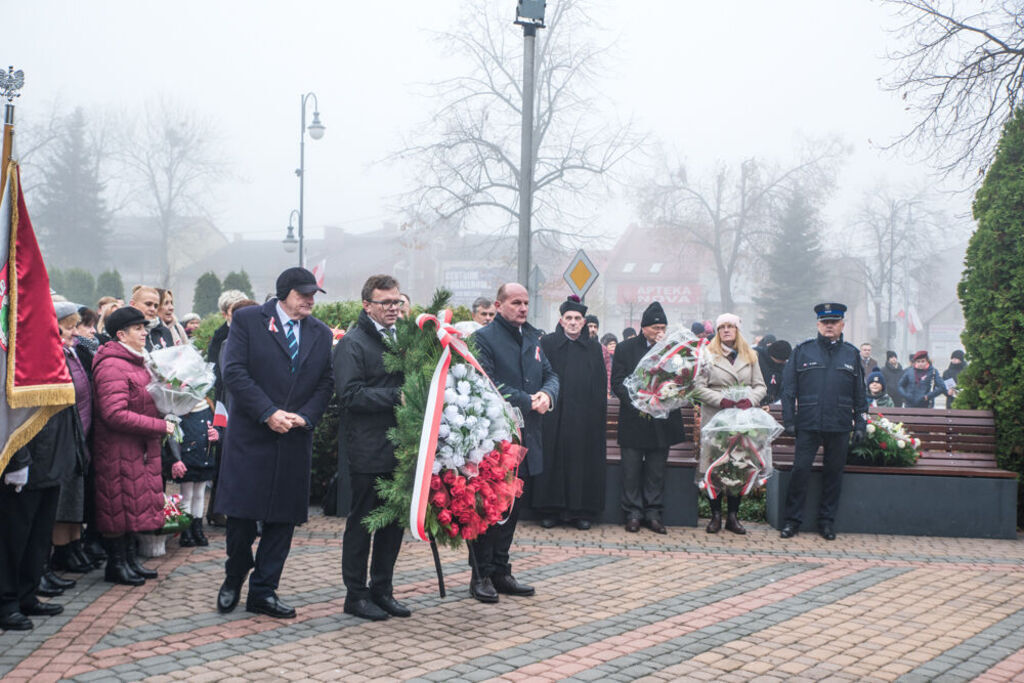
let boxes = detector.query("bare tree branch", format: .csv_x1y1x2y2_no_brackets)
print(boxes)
883,0,1024,177
388,0,645,254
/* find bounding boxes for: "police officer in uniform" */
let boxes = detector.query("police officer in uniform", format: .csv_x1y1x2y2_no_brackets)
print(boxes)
779,303,867,540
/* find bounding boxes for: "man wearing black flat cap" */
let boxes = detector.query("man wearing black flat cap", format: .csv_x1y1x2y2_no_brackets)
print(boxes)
214,267,334,619
610,301,686,534
779,302,867,541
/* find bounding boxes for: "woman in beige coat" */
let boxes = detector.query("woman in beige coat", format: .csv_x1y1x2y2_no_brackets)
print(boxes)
692,313,766,535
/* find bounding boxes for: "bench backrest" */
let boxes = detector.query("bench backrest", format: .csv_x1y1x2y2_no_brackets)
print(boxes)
606,398,999,471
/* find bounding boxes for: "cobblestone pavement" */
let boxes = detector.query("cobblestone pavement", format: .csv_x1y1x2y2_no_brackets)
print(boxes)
3,514,1024,682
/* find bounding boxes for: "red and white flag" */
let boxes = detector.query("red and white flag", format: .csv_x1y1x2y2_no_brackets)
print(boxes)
311,259,326,288
212,400,228,428
0,162,75,473
907,307,923,335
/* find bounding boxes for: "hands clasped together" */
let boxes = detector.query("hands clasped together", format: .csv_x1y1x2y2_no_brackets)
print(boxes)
266,409,308,434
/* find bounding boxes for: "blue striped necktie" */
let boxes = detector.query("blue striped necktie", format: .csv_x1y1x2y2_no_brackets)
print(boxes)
285,319,298,372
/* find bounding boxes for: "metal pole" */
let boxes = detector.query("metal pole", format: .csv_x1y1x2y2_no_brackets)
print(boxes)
298,94,307,269
517,24,537,293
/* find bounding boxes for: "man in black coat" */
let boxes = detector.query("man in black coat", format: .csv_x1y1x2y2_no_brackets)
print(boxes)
780,303,868,541
610,301,686,534
0,408,80,630
334,274,409,621
215,268,334,619
469,282,558,603
758,340,792,405
534,296,607,530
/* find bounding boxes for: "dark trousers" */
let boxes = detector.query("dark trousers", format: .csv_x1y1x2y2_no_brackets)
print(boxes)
620,447,668,521
342,473,404,601
224,517,295,600
709,495,741,514
783,430,849,526
0,486,59,615
469,474,528,579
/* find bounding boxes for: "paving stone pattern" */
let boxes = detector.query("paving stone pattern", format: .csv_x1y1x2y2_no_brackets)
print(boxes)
1,514,1024,681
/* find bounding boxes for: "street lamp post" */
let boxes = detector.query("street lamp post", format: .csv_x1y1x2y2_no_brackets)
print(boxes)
292,92,325,269
514,1,545,296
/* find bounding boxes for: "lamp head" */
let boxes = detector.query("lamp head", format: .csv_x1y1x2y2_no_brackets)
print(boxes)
307,111,325,140
282,224,298,253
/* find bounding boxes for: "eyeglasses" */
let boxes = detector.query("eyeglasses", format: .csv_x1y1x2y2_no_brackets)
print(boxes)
369,299,403,309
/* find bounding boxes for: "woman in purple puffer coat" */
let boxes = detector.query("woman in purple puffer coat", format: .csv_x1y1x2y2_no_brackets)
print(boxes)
91,307,174,586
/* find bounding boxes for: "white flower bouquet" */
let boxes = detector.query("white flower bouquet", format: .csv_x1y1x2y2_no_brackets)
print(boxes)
698,386,782,498
624,326,706,418
146,344,216,441
434,362,516,476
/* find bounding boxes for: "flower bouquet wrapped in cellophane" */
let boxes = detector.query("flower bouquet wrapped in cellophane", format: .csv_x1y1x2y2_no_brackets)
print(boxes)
624,326,707,418
698,386,782,498
146,344,215,441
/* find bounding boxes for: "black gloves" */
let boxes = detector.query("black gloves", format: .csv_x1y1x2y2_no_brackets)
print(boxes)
783,425,797,438
851,427,867,446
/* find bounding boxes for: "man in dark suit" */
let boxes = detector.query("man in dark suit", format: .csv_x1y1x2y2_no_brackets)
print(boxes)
610,301,687,534
334,274,409,621
214,267,334,619
469,282,558,603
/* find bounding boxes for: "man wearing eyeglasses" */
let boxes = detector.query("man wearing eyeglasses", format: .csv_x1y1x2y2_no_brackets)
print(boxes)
333,274,408,621
779,303,868,541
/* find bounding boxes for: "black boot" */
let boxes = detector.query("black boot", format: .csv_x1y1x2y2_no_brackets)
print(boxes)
70,540,95,573
191,518,209,547
178,524,196,548
52,543,93,573
705,510,722,534
82,530,107,568
104,537,145,586
125,536,158,579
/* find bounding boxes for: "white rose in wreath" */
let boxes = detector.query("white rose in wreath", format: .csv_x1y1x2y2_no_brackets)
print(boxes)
866,423,876,434
897,440,905,448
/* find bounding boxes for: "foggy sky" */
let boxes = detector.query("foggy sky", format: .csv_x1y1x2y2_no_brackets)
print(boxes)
7,1,957,244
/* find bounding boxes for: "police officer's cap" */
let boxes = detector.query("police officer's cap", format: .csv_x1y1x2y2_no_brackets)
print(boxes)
814,302,847,321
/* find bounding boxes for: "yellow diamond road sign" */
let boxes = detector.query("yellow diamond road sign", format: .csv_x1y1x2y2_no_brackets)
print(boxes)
563,249,599,298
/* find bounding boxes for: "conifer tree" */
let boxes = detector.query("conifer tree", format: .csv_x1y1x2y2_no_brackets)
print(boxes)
95,269,125,300
193,271,222,316
33,108,109,269
222,269,254,298
957,107,1024,520
754,191,824,339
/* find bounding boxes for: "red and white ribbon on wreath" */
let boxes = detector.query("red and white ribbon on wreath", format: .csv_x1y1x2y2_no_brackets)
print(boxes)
699,433,768,499
409,310,521,542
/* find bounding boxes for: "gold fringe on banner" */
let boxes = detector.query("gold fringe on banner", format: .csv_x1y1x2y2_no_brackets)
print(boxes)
4,162,74,410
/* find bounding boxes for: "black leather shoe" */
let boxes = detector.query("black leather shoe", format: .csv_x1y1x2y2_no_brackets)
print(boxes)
36,578,64,598
217,577,244,614
245,594,296,619
21,601,63,617
573,519,592,530
0,612,32,630
705,511,722,534
469,576,499,603
124,538,157,580
646,519,667,535
625,518,641,533
539,518,558,529
344,598,390,621
491,574,535,596
371,594,411,617
819,524,836,541
780,523,798,539
45,569,76,590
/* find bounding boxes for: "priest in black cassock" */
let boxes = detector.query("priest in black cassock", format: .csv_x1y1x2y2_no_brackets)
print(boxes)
533,296,608,530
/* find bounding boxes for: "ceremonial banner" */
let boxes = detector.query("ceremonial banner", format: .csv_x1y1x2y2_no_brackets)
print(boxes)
0,162,75,472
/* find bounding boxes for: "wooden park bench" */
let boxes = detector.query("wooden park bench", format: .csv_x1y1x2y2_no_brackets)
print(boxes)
763,406,1017,539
